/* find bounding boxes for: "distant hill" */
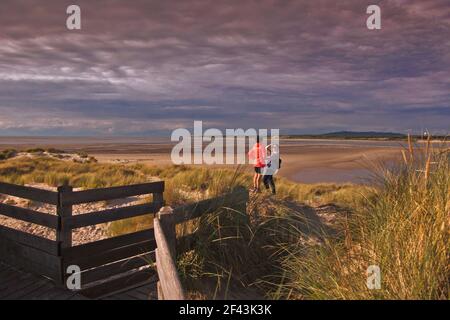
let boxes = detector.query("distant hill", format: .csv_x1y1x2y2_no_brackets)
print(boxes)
282,131,407,140
282,131,447,141
320,131,406,139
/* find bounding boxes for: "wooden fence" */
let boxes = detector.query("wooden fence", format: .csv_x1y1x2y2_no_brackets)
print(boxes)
0,181,164,298
0,182,61,282
0,181,248,300
154,188,249,300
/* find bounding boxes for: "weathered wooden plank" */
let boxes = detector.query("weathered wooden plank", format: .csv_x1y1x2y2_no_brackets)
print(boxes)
0,182,58,205
154,218,185,300
5,279,50,300
0,237,61,282
121,287,151,300
85,278,155,300
61,228,154,260
0,269,22,290
172,189,249,224
17,282,57,300
36,285,88,301
0,224,59,255
63,240,156,270
121,291,148,300
79,268,157,299
172,199,215,224
0,203,59,229
57,185,73,250
157,281,164,300
65,203,158,229
41,286,87,300
62,181,165,205
0,263,86,300
176,232,197,254
157,207,177,258
0,263,8,272
80,252,155,285
0,271,36,299
68,293,90,300
153,192,164,207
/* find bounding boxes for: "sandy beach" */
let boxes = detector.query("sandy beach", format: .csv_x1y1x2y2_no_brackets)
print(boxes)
0,137,411,184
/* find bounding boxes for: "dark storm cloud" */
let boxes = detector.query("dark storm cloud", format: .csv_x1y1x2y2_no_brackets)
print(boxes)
0,0,449,135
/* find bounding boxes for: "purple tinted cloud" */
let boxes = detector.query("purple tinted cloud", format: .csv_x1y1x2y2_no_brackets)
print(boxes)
0,0,449,135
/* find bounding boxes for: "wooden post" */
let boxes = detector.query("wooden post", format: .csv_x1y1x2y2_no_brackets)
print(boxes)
154,190,166,300
157,206,176,259
57,185,73,285
156,270,164,300
153,191,164,210
57,185,73,249
153,180,165,209
154,219,185,300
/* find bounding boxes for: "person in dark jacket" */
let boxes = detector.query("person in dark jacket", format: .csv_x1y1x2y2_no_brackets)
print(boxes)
263,144,281,195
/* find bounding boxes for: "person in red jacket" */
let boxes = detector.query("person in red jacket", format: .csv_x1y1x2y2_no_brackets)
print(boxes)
248,136,266,192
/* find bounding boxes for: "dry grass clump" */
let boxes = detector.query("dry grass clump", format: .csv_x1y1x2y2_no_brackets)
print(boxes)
0,149,18,160
0,157,150,188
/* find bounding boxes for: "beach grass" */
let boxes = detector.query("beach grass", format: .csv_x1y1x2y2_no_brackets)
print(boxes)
0,141,447,299
0,155,362,207
272,139,449,299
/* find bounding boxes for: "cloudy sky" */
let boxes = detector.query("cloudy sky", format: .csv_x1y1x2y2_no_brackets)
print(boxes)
0,0,449,136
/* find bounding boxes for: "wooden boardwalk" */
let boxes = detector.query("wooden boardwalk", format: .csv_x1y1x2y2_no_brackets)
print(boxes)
0,262,86,300
101,282,156,300
0,262,157,300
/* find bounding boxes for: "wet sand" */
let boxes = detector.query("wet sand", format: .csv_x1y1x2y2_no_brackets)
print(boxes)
280,146,399,183
0,137,407,184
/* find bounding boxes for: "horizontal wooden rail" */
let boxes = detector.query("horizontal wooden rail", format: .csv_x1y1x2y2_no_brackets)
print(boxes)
0,237,61,282
61,228,154,259
64,240,156,271
64,203,159,229
154,217,185,300
79,268,157,299
176,233,197,255
0,203,59,229
62,181,164,205
0,182,58,205
0,224,59,255
172,188,249,225
80,252,155,285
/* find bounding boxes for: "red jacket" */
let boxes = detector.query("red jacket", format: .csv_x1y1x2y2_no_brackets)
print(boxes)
248,143,266,168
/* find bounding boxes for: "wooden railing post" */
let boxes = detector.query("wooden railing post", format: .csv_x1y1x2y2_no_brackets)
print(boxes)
157,281,164,300
153,191,164,209
57,185,73,286
154,188,166,300
154,208,185,300
57,185,73,249
157,206,176,258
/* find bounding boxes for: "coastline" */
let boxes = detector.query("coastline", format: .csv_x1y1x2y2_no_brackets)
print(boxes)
0,136,408,184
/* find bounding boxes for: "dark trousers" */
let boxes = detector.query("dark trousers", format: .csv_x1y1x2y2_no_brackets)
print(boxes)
263,175,276,194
